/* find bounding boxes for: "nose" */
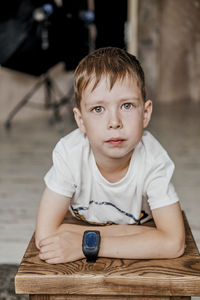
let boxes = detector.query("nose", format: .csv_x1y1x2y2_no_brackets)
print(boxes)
107,110,122,129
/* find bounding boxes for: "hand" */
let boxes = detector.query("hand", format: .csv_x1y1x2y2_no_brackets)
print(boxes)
39,231,84,264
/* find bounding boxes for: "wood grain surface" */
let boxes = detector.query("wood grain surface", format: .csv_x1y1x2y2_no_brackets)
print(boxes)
29,295,191,300
15,212,200,297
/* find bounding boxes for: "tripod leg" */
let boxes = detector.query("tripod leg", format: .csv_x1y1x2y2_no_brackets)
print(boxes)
4,77,46,129
44,77,62,123
44,77,52,108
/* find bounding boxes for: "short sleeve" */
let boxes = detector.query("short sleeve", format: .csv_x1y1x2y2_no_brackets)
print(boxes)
44,140,76,197
144,155,179,210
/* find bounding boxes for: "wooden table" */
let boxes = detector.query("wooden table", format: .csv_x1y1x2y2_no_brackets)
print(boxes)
15,212,200,300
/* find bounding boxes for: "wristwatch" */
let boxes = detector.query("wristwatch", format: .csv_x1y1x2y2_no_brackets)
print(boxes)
82,230,101,262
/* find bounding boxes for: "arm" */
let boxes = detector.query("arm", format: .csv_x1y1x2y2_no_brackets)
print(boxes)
38,198,185,263
35,187,71,249
36,187,154,262
99,202,185,259
35,187,147,245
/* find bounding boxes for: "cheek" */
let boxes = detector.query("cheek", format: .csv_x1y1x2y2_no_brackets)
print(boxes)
83,119,102,138
123,111,143,125
84,115,105,129
124,114,144,137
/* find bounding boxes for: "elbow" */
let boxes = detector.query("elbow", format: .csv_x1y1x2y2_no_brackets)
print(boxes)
171,243,185,258
166,239,186,258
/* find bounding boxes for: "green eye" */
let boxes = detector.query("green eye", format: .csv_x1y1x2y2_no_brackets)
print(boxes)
122,103,133,110
93,106,104,113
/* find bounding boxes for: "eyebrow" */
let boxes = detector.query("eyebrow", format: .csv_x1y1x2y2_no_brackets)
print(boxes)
85,96,140,107
119,97,140,102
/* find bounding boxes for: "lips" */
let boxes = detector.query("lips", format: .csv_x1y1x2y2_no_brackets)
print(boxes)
105,138,125,146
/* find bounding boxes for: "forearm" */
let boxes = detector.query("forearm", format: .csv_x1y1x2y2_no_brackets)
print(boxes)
58,223,184,259
99,228,184,259
57,222,153,237
37,203,185,263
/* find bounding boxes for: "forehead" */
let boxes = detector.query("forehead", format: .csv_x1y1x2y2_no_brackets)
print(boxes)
86,73,140,94
81,75,142,106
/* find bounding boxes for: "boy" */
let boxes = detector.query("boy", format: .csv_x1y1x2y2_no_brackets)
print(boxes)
35,47,185,264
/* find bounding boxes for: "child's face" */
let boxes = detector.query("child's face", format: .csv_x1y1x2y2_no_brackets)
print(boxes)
74,76,152,163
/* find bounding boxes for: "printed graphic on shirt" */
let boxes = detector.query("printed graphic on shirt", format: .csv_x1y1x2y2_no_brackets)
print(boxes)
72,206,113,226
71,201,149,225
137,210,149,225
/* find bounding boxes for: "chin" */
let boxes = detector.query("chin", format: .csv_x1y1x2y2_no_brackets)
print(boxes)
106,149,134,160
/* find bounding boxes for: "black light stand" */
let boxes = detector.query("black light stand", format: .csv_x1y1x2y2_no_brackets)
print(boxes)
2,2,75,129
4,73,74,129
1,0,92,129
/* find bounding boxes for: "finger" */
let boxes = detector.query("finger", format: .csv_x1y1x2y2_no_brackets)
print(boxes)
39,237,54,248
39,250,59,261
45,257,64,264
40,243,57,254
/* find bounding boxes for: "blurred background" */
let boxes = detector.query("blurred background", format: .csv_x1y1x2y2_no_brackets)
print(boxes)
0,0,200,286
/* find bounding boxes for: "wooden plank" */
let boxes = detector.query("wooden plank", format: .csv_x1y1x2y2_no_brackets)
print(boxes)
30,296,191,300
15,258,200,296
15,212,200,296
182,212,199,256
30,296,50,300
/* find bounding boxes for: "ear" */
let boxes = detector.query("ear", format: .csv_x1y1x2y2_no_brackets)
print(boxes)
143,100,153,128
73,107,86,133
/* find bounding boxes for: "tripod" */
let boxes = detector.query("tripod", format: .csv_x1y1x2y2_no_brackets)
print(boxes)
4,73,74,129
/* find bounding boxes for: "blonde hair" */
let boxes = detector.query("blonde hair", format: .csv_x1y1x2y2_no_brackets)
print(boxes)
74,47,146,108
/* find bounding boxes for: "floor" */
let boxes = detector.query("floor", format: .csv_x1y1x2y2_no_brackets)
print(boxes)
0,88,200,264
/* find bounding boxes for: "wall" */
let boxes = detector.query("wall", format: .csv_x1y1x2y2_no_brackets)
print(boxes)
138,0,200,103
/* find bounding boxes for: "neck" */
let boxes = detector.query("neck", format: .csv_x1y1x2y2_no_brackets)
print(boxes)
94,151,133,183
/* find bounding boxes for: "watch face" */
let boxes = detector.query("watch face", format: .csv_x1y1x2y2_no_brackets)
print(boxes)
85,232,97,249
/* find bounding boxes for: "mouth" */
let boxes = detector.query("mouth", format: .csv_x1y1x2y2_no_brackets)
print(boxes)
105,138,125,146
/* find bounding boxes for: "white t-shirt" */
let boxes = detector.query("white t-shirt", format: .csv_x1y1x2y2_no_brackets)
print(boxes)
44,129,179,225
